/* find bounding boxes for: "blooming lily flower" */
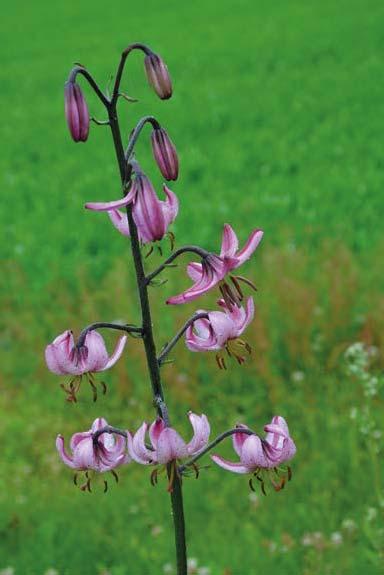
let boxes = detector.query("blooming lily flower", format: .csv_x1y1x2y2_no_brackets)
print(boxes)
211,416,296,494
167,223,263,307
45,330,127,401
186,297,254,369
64,81,89,142
56,417,130,492
85,174,178,246
128,412,210,490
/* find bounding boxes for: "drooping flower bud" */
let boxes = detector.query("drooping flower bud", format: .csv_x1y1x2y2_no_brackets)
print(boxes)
151,127,179,181
144,52,172,100
64,81,90,142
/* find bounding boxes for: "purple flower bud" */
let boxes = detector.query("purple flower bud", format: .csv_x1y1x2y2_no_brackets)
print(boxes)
64,81,90,142
144,52,172,100
151,128,179,181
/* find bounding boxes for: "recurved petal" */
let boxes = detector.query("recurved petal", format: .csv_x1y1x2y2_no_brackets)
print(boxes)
156,428,188,464
72,436,98,469
45,344,67,374
270,415,290,435
220,224,239,258
56,435,76,468
187,262,203,282
185,325,219,352
101,335,127,371
45,330,80,375
186,412,210,455
234,229,264,267
149,418,166,449
211,454,250,474
108,209,131,236
230,297,255,335
240,435,268,469
129,423,154,464
85,192,133,212
70,431,91,451
207,311,237,346
84,332,109,372
167,262,218,305
161,185,179,227
232,424,251,456
190,315,211,338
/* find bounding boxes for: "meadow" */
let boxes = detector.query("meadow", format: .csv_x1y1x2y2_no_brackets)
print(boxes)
1,0,384,573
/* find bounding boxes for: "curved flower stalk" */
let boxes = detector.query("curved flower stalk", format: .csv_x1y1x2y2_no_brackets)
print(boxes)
56,417,129,492
64,82,90,142
167,223,263,307
128,413,210,491
186,297,254,369
211,416,296,494
45,330,127,401
85,173,178,246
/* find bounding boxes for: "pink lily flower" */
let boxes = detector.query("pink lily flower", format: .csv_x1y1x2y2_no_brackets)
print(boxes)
211,416,296,494
56,417,130,491
186,297,255,369
128,412,210,490
45,330,127,401
85,174,178,245
167,223,263,307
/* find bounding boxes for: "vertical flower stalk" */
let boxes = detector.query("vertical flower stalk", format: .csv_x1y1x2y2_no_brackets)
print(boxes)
103,49,187,573
53,41,285,575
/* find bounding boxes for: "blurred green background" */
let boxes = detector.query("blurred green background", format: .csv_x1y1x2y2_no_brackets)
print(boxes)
1,0,384,573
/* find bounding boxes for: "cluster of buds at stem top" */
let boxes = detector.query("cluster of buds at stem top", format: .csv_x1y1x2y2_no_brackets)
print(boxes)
85,168,178,245
45,330,127,401
211,416,296,494
56,418,129,492
186,297,254,369
151,127,179,181
167,224,263,307
144,51,173,100
64,82,89,142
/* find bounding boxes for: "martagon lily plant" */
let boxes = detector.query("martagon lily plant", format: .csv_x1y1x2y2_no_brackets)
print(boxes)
47,42,297,574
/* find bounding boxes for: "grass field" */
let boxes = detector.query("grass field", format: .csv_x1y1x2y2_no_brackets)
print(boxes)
1,0,384,573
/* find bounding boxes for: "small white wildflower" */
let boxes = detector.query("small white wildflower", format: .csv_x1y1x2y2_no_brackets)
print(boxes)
0,568,15,575
163,563,174,574
151,525,164,537
187,557,198,573
350,407,358,420
330,532,343,546
341,518,357,533
248,492,259,507
291,371,305,383
198,568,211,575
366,507,378,522
301,533,313,546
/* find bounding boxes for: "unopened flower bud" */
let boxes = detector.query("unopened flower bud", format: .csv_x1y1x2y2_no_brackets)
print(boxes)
64,81,90,142
144,52,172,100
151,128,179,181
